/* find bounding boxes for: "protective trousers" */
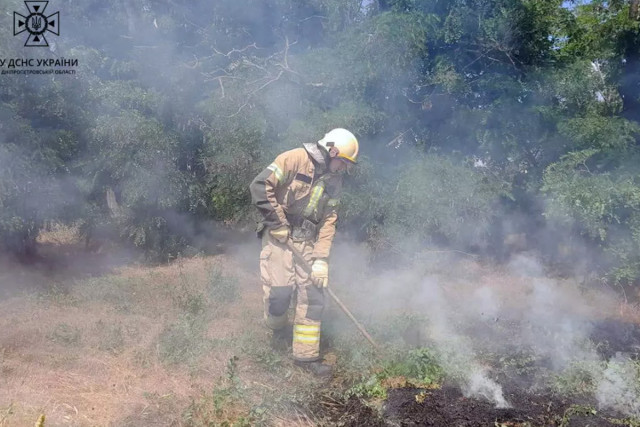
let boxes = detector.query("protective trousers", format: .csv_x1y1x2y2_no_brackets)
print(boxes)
260,233,325,362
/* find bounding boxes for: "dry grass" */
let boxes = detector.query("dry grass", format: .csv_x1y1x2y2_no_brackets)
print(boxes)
1,234,639,426
36,223,82,246
0,243,322,426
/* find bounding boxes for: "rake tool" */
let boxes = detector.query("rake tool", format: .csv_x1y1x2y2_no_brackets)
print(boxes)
285,240,381,352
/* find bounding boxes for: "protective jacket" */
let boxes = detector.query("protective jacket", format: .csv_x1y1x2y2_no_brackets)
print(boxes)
249,143,342,259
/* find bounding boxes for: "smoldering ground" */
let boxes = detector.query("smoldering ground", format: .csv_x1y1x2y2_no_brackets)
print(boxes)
328,238,640,417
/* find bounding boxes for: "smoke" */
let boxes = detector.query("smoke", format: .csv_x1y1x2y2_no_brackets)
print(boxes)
331,237,640,414
411,275,510,407
465,369,510,409
1,0,638,419
520,277,597,369
595,354,640,417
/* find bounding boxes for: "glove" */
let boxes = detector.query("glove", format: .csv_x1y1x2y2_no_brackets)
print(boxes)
311,258,329,288
269,225,290,243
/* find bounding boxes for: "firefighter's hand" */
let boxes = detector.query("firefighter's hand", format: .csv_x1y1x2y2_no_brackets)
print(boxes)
311,258,329,288
269,225,290,243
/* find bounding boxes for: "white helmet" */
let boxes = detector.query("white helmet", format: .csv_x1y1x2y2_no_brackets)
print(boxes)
318,128,359,163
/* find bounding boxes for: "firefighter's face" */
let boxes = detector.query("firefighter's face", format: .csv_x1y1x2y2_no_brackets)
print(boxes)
329,157,353,174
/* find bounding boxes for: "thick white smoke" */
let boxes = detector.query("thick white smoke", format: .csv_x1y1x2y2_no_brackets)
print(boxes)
595,354,640,417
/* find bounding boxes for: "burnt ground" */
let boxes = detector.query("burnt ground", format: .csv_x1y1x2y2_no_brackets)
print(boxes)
317,386,628,427
590,319,640,360
320,386,631,427
381,386,619,427
315,317,640,427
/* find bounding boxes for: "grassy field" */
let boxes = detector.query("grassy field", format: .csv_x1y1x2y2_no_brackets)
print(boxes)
0,229,330,426
1,229,640,426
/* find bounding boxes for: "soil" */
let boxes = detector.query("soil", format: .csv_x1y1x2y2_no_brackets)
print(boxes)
319,318,640,427
589,318,640,359
322,385,630,426
381,385,618,427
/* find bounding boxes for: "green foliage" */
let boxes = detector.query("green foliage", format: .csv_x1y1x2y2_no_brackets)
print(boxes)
556,1,640,61
341,152,508,252
88,113,184,208
83,111,191,258
559,116,640,150
548,60,624,117
347,347,444,399
94,82,161,115
312,0,364,32
0,115,68,254
193,92,268,224
347,374,389,399
358,11,430,71
551,360,602,396
384,347,445,385
383,154,506,248
247,346,283,373
543,149,640,284
0,0,639,287
610,418,640,427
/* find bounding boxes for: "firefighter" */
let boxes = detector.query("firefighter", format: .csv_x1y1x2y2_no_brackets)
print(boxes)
249,128,359,377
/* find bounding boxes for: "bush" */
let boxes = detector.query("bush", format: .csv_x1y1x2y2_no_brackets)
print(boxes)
384,347,445,386
543,148,640,287
343,153,506,252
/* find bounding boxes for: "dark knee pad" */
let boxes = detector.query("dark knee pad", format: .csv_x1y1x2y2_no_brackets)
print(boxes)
269,286,293,316
305,286,325,321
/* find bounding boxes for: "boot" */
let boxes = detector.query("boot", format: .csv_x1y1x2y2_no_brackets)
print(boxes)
294,360,332,378
270,327,291,352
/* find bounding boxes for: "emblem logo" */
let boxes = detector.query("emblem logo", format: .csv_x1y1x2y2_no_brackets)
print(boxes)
13,1,59,47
